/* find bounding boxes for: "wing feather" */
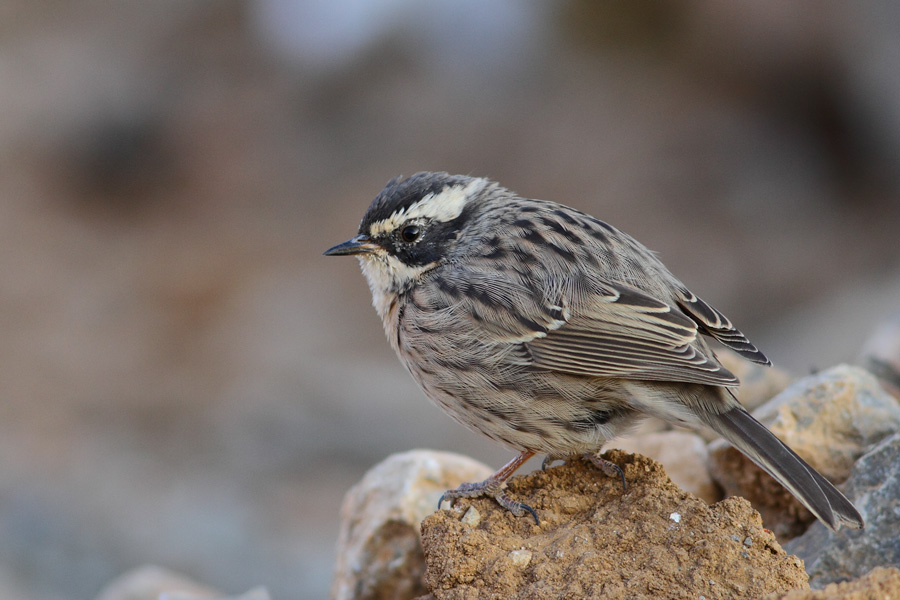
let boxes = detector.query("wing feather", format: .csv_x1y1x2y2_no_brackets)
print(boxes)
527,283,739,386
426,265,747,387
675,286,771,365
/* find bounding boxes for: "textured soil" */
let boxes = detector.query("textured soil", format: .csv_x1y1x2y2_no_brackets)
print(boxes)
420,450,809,600
764,567,900,600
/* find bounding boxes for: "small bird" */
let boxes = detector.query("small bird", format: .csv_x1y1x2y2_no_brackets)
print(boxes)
324,172,863,531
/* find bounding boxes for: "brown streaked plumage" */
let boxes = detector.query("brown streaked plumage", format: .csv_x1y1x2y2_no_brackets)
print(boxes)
324,171,864,531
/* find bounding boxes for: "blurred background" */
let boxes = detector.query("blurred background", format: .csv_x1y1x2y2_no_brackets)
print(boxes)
1,1,899,598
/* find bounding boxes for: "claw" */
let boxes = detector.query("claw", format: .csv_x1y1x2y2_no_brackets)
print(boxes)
441,483,540,525
437,450,538,524
585,454,627,491
496,493,540,525
541,455,560,471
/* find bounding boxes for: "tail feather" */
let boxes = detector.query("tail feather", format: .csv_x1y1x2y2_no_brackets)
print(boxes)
705,404,863,531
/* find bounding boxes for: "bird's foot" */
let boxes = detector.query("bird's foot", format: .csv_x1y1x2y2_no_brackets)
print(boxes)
540,452,626,491
438,450,538,524
584,453,627,490
439,480,539,524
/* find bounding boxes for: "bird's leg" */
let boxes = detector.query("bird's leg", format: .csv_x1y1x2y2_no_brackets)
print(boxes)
439,450,538,524
584,453,627,491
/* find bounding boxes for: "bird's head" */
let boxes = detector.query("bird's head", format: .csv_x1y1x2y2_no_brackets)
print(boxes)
324,172,493,301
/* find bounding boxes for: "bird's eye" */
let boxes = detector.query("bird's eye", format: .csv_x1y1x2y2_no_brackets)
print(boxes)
400,224,421,243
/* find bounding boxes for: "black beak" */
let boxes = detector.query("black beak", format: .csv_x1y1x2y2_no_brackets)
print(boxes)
323,234,380,256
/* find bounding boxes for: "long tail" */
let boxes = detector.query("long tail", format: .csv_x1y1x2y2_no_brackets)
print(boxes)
703,400,863,531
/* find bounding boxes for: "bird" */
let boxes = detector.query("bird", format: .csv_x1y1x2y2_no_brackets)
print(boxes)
324,171,864,531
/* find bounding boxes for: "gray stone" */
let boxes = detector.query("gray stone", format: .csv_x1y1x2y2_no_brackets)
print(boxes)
94,566,217,600
94,566,269,600
709,365,900,538
785,433,900,588
162,588,271,600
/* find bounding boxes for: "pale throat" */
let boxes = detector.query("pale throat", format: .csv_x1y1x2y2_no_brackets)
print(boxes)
358,254,431,327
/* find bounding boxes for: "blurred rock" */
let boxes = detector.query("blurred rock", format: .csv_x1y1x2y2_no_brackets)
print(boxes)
161,589,270,600
708,364,900,538
421,451,808,600
613,430,721,504
331,450,493,600
785,433,900,588
859,312,900,400
764,567,900,600
94,566,217,600
719,349,792,412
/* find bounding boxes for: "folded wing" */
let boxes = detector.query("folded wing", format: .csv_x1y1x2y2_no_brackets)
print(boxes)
527,283,740,387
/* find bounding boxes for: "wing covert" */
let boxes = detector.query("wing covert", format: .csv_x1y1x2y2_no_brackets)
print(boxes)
675,286,771,365
527,283,740,386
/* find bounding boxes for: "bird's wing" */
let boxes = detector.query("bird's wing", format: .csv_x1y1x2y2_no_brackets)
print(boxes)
525,281,740,387
674,286,771,365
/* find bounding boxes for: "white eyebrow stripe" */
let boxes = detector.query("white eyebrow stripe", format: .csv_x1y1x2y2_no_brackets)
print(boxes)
368,178,487,237
405,178,486,222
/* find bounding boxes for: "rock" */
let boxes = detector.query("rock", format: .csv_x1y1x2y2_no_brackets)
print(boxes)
331,450,494,600
161,589,270,600
859,312,900,400
719,349,792,412
785,433,900,588
159,588,270,600
708,365,900,538
224,591,270,600
94,566,218,600
763,567,900,599
421,451,809,600
161,590,269,600
613,430,721,504
94,566,269,600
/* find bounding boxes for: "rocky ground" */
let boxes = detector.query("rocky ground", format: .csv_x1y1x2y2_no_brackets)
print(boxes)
419,454,808,600
323,359,900,600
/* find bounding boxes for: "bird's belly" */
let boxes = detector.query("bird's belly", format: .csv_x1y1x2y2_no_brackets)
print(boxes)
402,350,642,455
